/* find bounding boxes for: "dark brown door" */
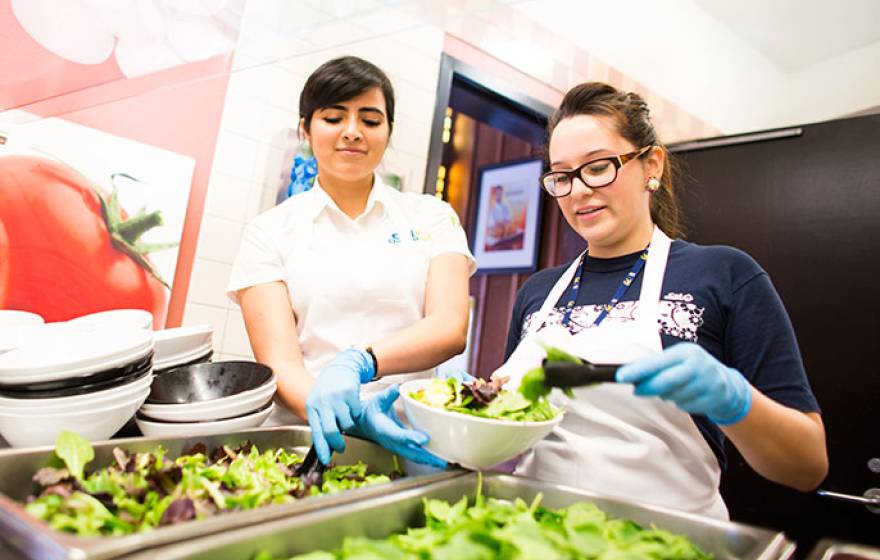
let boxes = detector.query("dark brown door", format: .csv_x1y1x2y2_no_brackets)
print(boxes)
675,114,880,553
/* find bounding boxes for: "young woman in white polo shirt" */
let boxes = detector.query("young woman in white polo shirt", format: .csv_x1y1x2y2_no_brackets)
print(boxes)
228,57,475,467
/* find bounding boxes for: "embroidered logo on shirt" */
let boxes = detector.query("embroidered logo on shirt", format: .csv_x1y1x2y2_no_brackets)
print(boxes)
388,230,429,244
522,296,705,342
410,228,430,242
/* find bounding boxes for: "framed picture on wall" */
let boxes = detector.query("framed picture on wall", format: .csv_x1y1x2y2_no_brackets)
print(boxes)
471,157,543,274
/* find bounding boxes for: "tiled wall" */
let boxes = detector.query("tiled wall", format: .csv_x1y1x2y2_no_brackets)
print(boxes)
183,0,717,360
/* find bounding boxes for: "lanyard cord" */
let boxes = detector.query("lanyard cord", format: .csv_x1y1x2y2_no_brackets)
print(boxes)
559,247,649,328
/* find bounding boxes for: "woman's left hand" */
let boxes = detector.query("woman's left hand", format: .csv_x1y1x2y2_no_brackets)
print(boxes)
616,342,753,425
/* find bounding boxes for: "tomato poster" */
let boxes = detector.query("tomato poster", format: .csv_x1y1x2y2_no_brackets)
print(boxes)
0,118,195,329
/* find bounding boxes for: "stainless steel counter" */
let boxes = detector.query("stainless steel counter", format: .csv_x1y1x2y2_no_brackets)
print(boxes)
0,426,464,560
122,472,796,560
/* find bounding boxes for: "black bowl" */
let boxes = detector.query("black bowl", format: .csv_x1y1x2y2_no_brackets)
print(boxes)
146,361,273,405
0,352,153,398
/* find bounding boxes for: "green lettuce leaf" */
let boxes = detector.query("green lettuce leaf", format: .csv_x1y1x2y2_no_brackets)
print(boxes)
54,431,94,482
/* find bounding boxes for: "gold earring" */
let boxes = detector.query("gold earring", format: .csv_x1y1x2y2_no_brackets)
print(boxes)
646,177,660,192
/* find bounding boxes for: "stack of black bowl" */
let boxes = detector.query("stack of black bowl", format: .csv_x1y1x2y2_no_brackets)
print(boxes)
136,361,275,437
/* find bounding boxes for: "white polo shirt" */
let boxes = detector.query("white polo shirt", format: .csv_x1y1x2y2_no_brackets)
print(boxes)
227,175,475,423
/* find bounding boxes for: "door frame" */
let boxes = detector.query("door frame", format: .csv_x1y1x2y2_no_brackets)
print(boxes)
425,53,555,197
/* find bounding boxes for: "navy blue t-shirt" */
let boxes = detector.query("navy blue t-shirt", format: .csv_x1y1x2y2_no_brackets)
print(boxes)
504,240,821,469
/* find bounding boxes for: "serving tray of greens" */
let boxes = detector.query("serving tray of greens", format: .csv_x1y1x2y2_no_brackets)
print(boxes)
0,427,465,560
119,473,795,560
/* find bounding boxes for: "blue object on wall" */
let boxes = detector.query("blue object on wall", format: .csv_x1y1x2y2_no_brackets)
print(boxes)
287,150,318,198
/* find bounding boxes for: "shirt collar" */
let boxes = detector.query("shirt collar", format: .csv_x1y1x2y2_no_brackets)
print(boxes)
307,174,392,223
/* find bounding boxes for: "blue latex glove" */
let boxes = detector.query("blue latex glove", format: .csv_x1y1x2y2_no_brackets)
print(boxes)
615,342,753,425
305,348,375,464
436,370,475,384
348,384,447,469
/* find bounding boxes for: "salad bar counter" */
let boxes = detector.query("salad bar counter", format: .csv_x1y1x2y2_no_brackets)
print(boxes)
0,427,464,560
121,473,795,560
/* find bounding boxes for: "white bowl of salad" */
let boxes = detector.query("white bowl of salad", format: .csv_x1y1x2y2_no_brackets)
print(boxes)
400,377,563,470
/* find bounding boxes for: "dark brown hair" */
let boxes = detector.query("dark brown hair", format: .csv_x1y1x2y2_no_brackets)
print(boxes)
546,82,683,238
299,56,395,135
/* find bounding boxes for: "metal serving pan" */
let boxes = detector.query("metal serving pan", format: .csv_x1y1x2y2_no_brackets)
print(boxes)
806,539,880,560
121,472,796,560
0,426,465,560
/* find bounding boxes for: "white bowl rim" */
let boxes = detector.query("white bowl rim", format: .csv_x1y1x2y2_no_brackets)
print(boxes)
0,388,150,418
400,379,563,428
139,377,276,411
153,324,213,341
0,372,154,407
0,342,154,386
68,309,154,329
153,343,213,370
136,402,274,427
0,310,45,324
0,327,154,380
138,391,272,420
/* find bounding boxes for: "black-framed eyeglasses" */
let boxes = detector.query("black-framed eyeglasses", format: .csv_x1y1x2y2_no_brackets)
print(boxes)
540,145,653,197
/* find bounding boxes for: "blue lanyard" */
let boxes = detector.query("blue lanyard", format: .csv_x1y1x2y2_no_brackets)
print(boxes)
560,247,649,328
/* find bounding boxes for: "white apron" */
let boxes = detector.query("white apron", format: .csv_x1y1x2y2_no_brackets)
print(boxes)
495,226,728,519
266,185,434,426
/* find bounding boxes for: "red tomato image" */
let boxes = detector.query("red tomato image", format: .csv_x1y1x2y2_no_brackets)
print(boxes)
0,219,9,307
0,155,169,328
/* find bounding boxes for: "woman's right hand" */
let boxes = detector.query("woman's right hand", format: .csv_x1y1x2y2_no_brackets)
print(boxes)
616,342,752,425
305,348,375,464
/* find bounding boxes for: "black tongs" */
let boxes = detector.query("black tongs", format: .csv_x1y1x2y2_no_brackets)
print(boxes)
295,444,327,480
541,358,622,389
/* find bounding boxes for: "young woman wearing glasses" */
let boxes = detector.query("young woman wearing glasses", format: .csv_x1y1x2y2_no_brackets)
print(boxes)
492,82,827,519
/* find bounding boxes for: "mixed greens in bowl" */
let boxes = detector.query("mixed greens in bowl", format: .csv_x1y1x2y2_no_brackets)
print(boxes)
400,378,563,470
408,376,559,423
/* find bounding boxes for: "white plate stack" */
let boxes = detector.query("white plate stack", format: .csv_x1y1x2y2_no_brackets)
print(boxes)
0,322,154,447
137,361,276,438
152,324,214,371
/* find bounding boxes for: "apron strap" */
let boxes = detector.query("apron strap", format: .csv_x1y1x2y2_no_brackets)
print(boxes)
635,226,671,324
533,252,585,329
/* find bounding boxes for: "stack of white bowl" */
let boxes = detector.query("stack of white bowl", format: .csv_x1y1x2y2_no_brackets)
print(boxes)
0,321,154,447
137,361,276,438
